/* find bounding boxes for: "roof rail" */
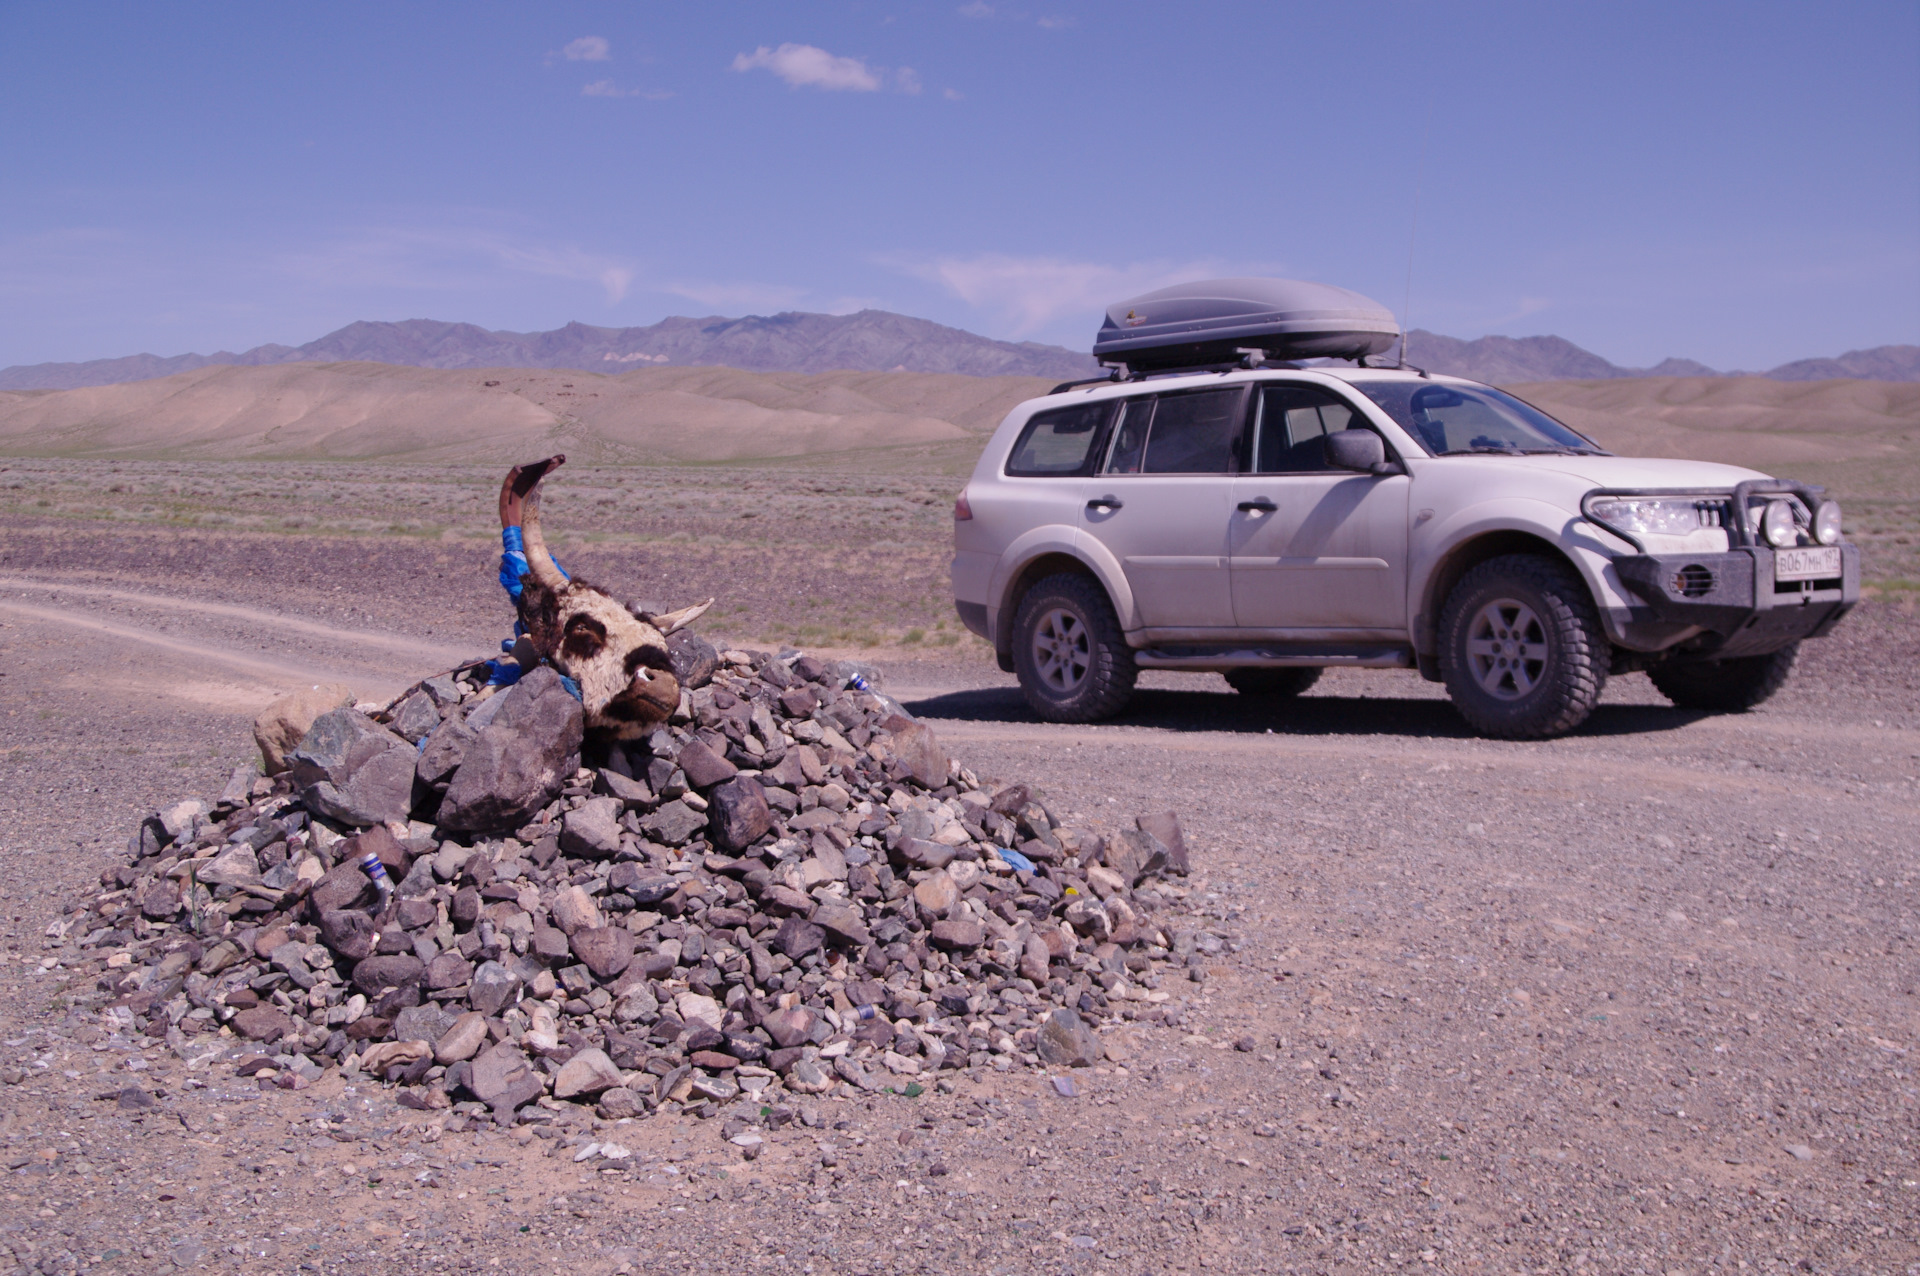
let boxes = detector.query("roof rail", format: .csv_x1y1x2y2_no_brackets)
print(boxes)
1047,372,1123,395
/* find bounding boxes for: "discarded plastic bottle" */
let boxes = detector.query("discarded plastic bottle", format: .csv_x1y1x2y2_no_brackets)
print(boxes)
358,852,395,903
850,1004,880,1022
848,673,872,693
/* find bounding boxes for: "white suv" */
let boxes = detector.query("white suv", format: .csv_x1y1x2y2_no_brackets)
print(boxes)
951,356,1858,739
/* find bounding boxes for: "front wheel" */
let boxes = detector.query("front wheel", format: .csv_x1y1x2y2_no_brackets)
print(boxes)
1649,644,1797,711
1438,554,1608,739
1011,573,1137,723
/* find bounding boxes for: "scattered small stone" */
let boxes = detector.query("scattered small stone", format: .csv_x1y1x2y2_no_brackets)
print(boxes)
1036,1008,1103,1068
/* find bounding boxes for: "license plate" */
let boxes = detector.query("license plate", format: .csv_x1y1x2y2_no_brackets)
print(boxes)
1775,546,1841,581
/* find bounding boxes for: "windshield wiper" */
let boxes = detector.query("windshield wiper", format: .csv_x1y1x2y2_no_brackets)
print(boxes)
1439,444,1606,456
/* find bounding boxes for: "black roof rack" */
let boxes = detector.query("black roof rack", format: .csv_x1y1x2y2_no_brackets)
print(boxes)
1047,372,1123,395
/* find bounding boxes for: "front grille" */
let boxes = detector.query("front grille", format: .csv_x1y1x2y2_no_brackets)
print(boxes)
1672,563,1715,598
1693,501,1731,529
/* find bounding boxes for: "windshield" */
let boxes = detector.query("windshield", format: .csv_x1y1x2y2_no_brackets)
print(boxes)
1352,381,1606,456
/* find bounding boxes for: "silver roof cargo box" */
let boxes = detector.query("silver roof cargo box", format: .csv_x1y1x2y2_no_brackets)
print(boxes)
1093,278,1400,371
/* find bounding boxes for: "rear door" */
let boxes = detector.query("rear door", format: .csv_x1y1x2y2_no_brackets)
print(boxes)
1228,382,1411,635
1079,386,1245,631
994,397,1118,538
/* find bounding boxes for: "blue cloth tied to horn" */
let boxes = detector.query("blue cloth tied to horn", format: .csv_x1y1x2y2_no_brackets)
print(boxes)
486,527,579,699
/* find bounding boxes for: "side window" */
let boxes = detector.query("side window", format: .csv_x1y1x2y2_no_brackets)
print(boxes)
1005,401,1117,477
1252,385,1368,473
1103,397,1154,474
1144,389,1243,473
1102,388,1244,475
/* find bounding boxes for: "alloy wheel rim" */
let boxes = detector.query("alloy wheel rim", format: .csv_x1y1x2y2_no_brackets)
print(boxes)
1032,607,1091,692
1464,597,1549,700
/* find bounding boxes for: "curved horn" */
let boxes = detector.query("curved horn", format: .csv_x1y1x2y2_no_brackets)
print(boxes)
498,454,565,528
499,455,568,590
649,598,714,635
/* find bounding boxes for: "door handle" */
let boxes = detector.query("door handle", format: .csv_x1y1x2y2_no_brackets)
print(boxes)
1237,498,1277,513
1086,496,1123,512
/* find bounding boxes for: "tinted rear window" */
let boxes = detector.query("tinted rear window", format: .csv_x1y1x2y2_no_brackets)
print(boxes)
1103,387,1246,475
1005,401,1116,477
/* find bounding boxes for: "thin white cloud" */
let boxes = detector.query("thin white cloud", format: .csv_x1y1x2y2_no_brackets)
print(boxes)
277,227,638,303
581,81,672,100
888,252,1233,336
1482,296,1555,330
731,43,882,92
896,67,923,95
943,87,964,101
956,5,1074,27
662,280,808,312
563,36,610,62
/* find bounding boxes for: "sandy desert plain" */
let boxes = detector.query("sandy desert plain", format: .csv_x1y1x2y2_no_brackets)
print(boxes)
0,362,1915,1276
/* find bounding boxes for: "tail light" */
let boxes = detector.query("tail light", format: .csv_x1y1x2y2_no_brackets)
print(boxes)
953,491,973,521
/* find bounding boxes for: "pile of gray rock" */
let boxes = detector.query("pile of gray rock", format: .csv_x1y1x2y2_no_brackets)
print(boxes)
58,635,1197,1130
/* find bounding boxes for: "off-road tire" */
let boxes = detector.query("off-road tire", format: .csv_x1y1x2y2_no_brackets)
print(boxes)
1011,572,1137,723
1224,667,1322,699
1439,554,1608,739
1649,644,1797,712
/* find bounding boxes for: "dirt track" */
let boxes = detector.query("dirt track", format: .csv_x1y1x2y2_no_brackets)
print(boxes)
0,526,1915,1276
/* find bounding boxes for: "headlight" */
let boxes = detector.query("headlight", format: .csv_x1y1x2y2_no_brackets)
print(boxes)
1584,495,1720,541
1762,499,1799,548
1812,500,1842,545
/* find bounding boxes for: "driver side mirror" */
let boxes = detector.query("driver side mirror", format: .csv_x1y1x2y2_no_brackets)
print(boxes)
1324,429,1395,474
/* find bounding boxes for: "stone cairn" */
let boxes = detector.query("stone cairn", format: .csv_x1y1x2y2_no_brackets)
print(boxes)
60,633,1197,1136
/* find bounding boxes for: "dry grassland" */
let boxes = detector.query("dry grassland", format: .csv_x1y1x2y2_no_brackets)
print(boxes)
1,366,1915,630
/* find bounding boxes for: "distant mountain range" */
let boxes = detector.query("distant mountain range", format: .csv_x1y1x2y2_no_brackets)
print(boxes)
1392,331,1920,385
2,310,1914,390
0,311,1100,391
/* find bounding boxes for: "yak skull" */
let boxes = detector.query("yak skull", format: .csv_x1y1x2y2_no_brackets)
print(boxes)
499,455,711,738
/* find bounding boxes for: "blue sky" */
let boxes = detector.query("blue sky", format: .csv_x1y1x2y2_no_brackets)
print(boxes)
2,1,1915,370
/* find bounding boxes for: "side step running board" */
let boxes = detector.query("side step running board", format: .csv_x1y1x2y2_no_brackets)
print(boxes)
1133,645,1414,671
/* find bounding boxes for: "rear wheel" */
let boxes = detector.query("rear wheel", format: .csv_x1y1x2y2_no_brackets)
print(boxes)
1224,667,1322,699
1649,644,1797,711
1439,554,1607,739
1011,573,1136,723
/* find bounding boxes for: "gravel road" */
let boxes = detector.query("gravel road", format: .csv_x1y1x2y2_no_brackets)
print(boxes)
0,527,1914,1276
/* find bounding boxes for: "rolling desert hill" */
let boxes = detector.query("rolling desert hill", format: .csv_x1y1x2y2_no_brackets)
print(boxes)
0,362,1056,466
0,361,1916,496
4,309,1914,392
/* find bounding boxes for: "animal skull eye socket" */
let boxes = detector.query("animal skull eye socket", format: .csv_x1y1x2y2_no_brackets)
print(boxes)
561,615,608,660
625,646,672,677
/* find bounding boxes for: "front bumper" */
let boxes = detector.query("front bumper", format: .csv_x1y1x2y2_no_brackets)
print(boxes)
1612,545,1859,658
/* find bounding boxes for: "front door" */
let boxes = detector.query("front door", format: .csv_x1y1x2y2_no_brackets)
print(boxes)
1079,386,1244,631
1228,382,1411,635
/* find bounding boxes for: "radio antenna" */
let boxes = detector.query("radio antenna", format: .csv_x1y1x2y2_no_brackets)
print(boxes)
1399,106,1432,369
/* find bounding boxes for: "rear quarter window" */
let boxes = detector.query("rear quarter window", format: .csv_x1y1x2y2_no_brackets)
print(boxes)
1005,401,1116,477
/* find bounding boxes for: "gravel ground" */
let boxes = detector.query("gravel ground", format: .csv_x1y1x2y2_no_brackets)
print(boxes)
0,520,1915,1276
